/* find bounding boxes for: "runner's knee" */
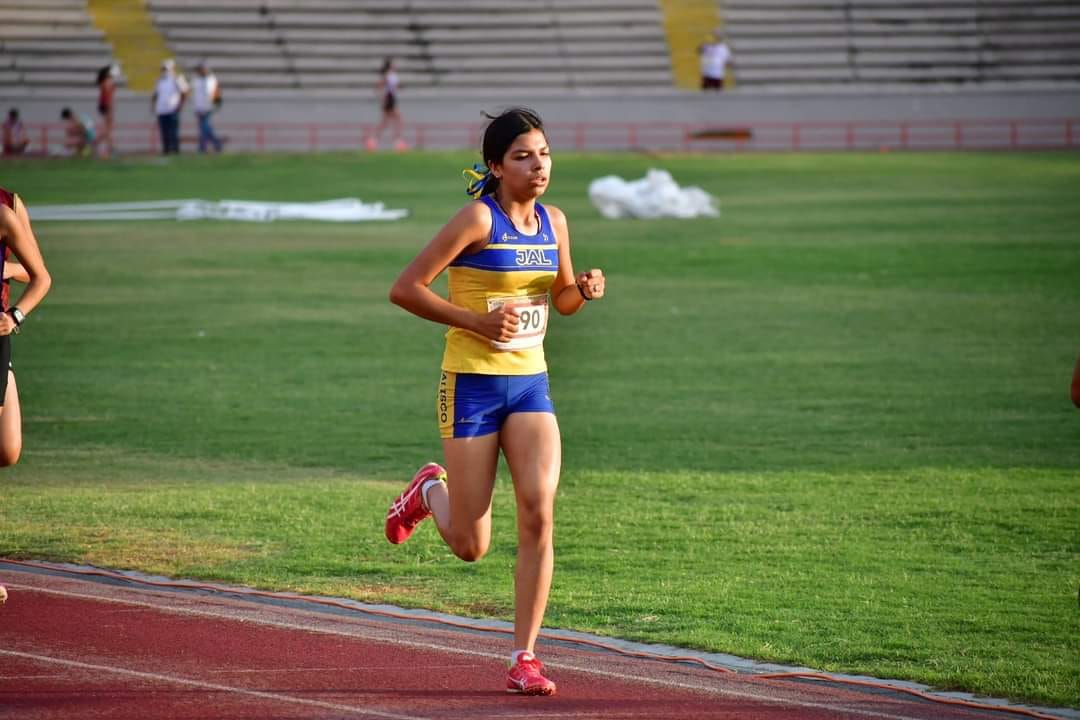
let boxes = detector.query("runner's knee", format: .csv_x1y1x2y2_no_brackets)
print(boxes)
516,497,554,541
449,534,490,562
0,443,22,467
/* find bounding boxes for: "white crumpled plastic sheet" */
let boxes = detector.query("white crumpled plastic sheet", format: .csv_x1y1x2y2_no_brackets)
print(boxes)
587,169,719,220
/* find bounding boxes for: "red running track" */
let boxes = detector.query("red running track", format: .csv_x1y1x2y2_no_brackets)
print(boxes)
0,565,1059,720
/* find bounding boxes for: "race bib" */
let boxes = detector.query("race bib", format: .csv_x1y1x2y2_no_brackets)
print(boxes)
487,294,548,351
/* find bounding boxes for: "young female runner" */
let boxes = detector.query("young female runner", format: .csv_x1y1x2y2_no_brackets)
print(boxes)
386,108,605,696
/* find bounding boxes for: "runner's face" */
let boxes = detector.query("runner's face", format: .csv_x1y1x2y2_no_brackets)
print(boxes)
494,129,551,199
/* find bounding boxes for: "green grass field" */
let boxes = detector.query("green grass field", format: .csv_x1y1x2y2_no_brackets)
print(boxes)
1,150,1077,708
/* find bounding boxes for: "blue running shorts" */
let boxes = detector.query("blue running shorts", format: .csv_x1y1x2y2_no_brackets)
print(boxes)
438,371,554,439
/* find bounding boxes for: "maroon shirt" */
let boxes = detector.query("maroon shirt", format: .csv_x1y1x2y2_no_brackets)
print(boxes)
0,188,13,310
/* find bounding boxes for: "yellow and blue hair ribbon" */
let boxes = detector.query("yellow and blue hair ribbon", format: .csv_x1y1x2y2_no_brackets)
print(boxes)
463,163,492,199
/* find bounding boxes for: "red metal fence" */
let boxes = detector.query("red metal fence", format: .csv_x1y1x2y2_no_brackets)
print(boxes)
11,117,1078,157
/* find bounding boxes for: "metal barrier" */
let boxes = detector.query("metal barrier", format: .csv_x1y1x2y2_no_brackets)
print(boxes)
10,117,1079,157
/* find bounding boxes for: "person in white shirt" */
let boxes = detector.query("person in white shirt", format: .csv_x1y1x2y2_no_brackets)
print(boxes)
365,58,406,151
192,61,223,153
151,58,189,154
698,32,733,91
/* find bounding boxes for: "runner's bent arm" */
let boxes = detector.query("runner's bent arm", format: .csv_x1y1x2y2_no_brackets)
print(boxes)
0,195,51,335
389,202,521,343
547,204,603,315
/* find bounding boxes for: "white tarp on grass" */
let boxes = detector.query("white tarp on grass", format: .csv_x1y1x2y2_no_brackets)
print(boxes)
588,169,719,220
29,198,408,222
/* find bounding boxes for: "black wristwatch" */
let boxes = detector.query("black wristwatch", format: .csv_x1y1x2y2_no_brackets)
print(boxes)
7,307,25,330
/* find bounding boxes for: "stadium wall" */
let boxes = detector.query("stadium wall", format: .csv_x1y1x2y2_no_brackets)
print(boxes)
9,87,1080,129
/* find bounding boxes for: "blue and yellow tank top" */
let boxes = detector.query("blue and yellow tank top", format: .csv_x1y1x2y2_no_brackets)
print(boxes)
441,195,559,375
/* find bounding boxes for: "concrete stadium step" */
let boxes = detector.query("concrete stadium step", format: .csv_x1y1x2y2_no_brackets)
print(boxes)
982,63,1080,78
0,26,105,40
732,19,982,33
0,7,91,24
0,0,86,7
409,0,660,8
149,0,659,7
278,28,416,42
411,11,662,27
849,36,981,50
853,49,982,64
725,22,852,37
736,67,857,82
0,53,114,70
725,8,847,22
0,39,112,54
853,65,983,79
731,37,851,52
984,31,1080,47
427,55,670,71
425,41,671,57
290,57,432,72
980,19,1080,33
418,26,664,41
150,11,278,28
295,73,433,88
160,27,278,42
977,3,1080,19
15,70,113,86
178,56,292,72
983,47,1080,63
849,7,985,21
734,52,851,68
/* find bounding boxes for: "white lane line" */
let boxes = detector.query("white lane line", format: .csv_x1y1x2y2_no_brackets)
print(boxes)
0,649,428,720
6,583,945,720
209,665,487,675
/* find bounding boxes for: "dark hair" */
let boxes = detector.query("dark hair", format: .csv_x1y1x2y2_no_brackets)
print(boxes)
473,107,546,197
60,107,73,119
381,58,393,74
7,109,17,120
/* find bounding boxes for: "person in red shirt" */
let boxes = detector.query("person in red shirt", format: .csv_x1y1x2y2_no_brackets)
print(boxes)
96,64,118,158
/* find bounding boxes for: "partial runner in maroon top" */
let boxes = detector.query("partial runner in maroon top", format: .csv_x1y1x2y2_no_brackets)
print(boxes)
0,183,51,466
0,187,12,311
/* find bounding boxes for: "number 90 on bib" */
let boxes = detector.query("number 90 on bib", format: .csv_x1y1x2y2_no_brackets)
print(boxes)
487,294,549,351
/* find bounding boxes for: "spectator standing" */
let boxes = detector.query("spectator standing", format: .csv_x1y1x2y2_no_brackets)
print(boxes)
365,58,406,151
2,110,29,156
699,32,733,91
60,108,95,157
192,61,223,153
95,63,119,158
152,59,189,155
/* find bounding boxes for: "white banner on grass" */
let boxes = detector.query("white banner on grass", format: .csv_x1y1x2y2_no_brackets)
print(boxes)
29,198,409,223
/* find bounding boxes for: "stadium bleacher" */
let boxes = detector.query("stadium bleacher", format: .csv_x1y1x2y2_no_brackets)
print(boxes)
1,0,1077,99
147,0,674,97
0,0,121,97
722,0,1080,90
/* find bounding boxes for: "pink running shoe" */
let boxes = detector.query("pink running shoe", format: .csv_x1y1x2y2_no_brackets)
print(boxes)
506,654,556,696
385,462,445,544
